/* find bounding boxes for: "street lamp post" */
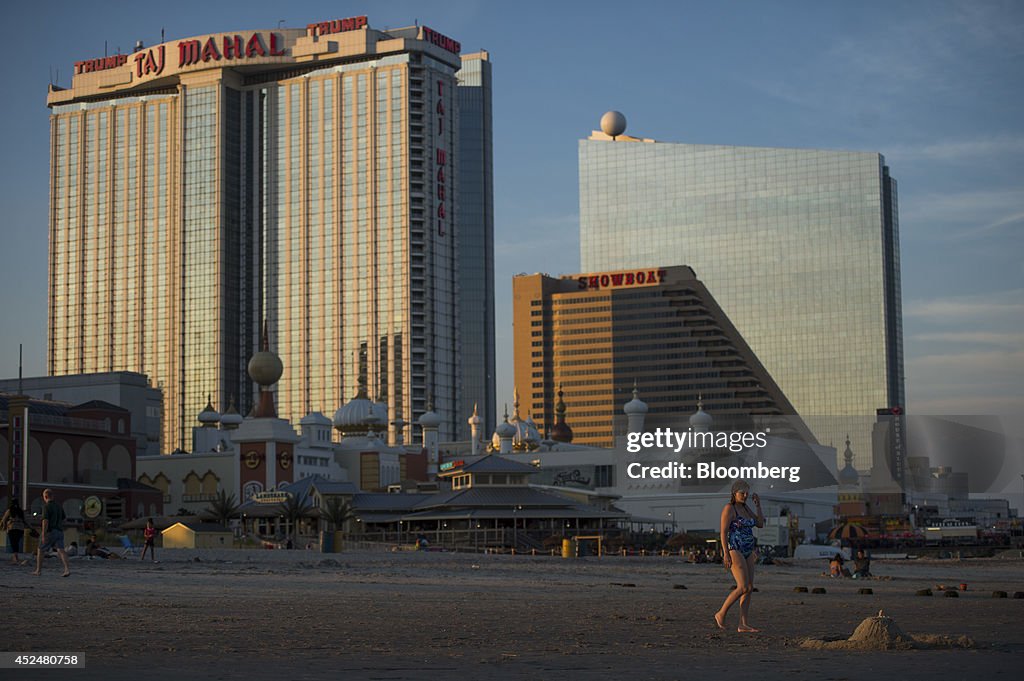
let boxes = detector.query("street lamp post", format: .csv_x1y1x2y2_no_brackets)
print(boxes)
512,505,522,550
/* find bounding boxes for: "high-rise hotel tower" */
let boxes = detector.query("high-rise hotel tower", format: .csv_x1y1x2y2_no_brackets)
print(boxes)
579,122,903,468
46,16,494,451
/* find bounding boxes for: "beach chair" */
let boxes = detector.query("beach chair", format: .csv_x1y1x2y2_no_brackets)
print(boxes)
119,535,139,557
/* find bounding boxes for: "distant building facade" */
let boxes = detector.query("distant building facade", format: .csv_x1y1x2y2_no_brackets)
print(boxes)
0,372,162,456
513,265,814,447
1,393,161,523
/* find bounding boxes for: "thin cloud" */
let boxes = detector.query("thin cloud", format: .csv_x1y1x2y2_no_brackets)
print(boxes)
905,290,1024,321
909,395,1024,416
907,349,1024,373
911,331,1024,348
886,135,1024,162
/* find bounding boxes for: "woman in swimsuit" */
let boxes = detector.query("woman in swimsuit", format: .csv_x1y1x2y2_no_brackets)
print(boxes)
714,480,764,633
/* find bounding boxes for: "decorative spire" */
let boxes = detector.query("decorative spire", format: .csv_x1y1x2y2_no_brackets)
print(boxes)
551,384,574,443
248,318,282,418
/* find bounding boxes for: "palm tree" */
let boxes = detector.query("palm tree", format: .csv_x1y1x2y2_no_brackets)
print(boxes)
277,491,312,547
206,489,239,528
320,496,356,533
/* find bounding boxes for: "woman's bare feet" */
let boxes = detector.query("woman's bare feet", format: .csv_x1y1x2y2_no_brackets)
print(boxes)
737,624,760,633
714,611,725,630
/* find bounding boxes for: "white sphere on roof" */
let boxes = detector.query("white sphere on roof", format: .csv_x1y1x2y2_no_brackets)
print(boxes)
600,110,627,137
248,350,283,386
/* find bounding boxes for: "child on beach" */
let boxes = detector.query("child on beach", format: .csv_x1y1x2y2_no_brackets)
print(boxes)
141,518,158,562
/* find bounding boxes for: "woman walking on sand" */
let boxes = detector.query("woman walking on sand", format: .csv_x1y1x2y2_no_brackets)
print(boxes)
714,480,764,633
2,499,28,565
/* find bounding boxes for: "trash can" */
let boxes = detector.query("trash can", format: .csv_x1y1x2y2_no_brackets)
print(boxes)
561,538,577,558
320,530,333,553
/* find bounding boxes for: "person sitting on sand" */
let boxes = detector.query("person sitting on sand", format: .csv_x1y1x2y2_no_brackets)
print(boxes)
86,535,121,560
852,549,872,579
829,553,851,578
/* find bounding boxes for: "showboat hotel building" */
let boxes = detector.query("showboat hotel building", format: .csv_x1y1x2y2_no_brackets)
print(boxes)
46,15,495,453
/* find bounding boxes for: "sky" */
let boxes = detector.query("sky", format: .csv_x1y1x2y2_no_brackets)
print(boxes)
0,0,1021,433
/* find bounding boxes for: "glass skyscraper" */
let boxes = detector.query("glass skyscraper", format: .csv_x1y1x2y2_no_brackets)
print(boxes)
579,133,904,468
456,52,496,440
47,17,493,451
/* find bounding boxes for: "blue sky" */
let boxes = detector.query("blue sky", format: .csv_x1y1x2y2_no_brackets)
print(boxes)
0,0,1021,424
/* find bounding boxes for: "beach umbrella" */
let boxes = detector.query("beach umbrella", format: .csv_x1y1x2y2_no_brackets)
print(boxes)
828,523,868,541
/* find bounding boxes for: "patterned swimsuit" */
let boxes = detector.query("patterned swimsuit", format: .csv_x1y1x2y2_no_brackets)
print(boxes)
728,511,758,558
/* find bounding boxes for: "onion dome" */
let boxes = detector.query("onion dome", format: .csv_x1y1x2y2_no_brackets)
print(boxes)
197,395,220,427
551,385,574,443
623,384,648,415
219,395,243,429
838,435,859,487
491,406,517,449
508,388,540,451
689,395,713,431
333,378,378,436
418,396,442,429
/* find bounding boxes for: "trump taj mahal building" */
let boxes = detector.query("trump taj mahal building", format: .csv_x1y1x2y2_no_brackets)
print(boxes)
46,15,495,452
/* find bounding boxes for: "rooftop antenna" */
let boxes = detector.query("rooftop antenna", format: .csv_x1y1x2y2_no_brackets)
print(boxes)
18,343,23,395
278,19,286,29
104,40,107,57
161,27,165,43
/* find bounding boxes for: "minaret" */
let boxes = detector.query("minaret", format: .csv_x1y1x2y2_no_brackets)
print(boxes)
838,435,859,488
623,381,648,433
392,416,406,446
551,385,574,443
248,319,283,418
468,403,483,456
419,395,442,475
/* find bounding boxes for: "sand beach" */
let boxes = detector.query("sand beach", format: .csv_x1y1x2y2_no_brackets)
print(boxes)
3,548,1022,680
